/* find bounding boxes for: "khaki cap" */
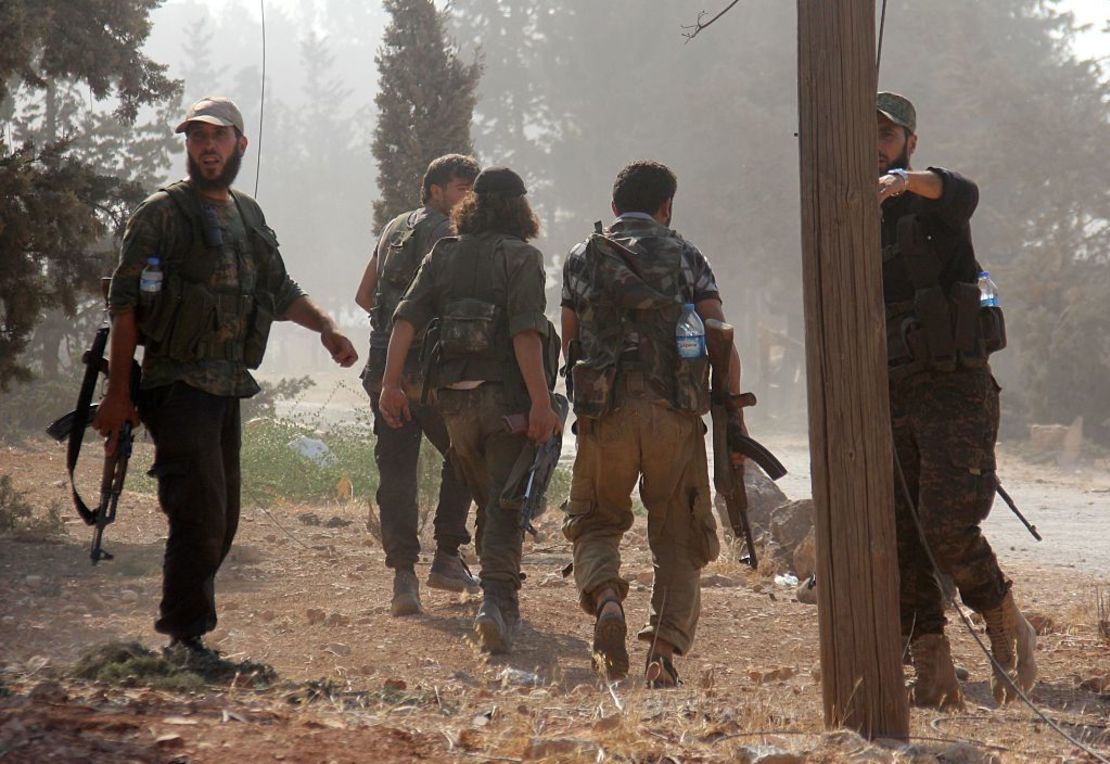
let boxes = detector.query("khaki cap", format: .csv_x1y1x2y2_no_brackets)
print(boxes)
175,96,245,134
877,91,916,134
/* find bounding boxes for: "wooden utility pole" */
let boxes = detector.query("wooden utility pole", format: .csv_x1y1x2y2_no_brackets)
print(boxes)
797,0,909,740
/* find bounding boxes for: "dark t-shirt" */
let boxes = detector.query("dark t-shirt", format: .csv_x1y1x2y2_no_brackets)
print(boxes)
880,166,980,304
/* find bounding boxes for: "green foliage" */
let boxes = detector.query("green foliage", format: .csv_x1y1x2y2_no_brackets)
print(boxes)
0,474,64,538
240,416,375,507
73,641,276,690
0,2,181,389
0,0,177,120
372,0,481,230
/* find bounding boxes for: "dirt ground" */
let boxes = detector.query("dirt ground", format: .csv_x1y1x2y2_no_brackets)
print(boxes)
2,429,1109,763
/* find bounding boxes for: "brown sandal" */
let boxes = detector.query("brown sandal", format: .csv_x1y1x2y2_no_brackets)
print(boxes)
592,595,629,680
645,652,680,689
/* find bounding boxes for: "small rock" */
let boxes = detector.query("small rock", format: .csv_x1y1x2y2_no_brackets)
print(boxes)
25,575,43,586
524,738,600,760
324,613,350,627
298,512,323,527
154,734,184,749
384,678,407,691
324,516,352,528
306,608,326,625
700,573,739,588
733,745,802,764
259,610,276,622
326,643,352,657
635,570,653,585
119,589,139,604
796,575,817,605
29,681,68,703
498,667,542,687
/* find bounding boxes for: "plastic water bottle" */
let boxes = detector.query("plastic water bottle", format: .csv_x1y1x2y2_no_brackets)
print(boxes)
676,303,706,359
139,256,163,307
978,271,999,307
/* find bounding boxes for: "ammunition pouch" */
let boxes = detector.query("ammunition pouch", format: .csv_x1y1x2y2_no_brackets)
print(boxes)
570,361,617,419
438,298,501,358
141,182,278,369
674,355,710,414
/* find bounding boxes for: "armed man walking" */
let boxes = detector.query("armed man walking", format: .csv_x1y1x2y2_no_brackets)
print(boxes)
93,96,358,654
379,167,561,654
354,155,481,615
877,91,1036,708
560,161,742,687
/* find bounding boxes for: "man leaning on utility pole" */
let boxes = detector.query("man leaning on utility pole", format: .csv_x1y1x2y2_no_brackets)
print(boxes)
355,155,482,616
93,96,358,654
876,91,1036,709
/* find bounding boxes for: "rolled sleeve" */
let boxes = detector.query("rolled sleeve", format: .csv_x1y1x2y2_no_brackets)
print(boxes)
684,244,722,304
924,166,979,226
273,272,307,318
506,243,550,337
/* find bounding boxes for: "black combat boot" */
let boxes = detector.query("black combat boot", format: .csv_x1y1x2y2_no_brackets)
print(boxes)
474,581,519,654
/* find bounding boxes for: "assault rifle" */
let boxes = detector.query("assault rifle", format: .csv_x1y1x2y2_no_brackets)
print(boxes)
45,278,141,564
502,393,571,535
705,319,787,568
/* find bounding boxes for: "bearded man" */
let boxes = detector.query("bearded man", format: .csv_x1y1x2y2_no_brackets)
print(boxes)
94,96,357,653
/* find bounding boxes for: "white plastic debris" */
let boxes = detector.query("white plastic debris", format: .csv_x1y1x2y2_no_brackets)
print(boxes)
287,436,337,467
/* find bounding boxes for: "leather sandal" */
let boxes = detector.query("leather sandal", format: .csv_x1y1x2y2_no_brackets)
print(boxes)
592,595,629,680
645,652,680,689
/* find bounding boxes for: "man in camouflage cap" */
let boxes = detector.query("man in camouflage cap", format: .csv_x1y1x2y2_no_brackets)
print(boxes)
560,160,741,686
876,91,1036,708
354,155,482,616
95,96,358,654
379,166,561,654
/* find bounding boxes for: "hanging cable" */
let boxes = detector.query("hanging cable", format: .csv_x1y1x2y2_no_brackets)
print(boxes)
876,0,889,76
254,0,266,197
894,447,1110,763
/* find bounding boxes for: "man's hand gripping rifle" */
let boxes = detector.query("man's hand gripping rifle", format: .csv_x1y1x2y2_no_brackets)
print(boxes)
705,319,787,569
502,394,571,536
45,278,141,564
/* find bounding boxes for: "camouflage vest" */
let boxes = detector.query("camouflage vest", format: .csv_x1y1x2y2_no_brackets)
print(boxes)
370,209,448,339
136,181,279,369
570,224,709,417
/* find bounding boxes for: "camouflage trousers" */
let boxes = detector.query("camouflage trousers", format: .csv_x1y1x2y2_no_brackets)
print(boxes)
890,365,1011,638
436,383,532,590
563,378,719,656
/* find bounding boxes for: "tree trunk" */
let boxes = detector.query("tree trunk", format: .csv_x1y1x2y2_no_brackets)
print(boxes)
796,0,909,740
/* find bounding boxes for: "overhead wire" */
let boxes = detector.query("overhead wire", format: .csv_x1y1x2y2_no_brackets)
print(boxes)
254,0,266,197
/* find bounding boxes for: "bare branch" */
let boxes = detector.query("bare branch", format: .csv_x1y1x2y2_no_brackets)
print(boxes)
681,0,743,42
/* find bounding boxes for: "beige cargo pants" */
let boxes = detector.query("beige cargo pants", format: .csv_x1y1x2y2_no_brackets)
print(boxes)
563,379,719,655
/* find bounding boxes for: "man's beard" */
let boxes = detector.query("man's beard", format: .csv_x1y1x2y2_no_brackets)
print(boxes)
881,147,911,175
187,149,243,192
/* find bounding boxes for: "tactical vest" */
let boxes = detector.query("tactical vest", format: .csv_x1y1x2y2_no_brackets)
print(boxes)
422,234,559,405
370,209,447,338
136,181,280,369
568,223,709,418
885,214,1006,378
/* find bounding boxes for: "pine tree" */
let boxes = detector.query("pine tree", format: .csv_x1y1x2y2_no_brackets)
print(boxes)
0,0,180,388
371,0,480,231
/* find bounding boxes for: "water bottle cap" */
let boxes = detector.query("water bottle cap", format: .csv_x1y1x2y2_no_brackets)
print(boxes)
148,256,161,265
979,270,990,278
682,303,695,311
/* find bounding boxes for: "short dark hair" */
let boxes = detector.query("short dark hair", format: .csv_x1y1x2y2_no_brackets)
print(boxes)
452,191,541,241
612,160,677,216
421,154,480,203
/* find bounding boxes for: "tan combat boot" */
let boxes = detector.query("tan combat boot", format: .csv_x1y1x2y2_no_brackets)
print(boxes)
908,633,963,710
980,590,1037,704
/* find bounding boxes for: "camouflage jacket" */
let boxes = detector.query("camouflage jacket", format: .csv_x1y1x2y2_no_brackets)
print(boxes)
109,180,306,398
562,215,719,415
394,232,551,406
